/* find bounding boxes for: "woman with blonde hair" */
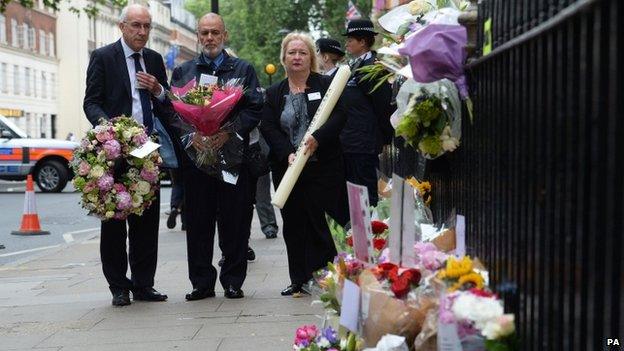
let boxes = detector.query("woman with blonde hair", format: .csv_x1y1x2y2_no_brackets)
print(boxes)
260,32,347,296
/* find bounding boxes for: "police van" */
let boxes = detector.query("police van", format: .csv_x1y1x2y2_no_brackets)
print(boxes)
0,114,78,192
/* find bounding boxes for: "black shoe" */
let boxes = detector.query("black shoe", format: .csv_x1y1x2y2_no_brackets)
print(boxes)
132,287,168,302
264,231,277,239
224,286,244,299
246,247,256,262
185,288,216,301
166,208,179,229
218,255,225,267
112,290,131,306
281,284,303,296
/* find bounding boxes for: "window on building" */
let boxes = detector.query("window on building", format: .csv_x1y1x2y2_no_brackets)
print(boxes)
44,32,49,55
28,27,35,51
39,29,45,54
49,33,55,57
13,65,19,94
0,63,6,93
11,19,17,47
32,68,37,97
20,23,28,49
41,71,47,98
25,67,31,96
50,73,56,99
0,15,6,44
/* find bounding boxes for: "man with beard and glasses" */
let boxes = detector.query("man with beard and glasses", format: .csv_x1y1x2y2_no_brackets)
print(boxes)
170,13,263,300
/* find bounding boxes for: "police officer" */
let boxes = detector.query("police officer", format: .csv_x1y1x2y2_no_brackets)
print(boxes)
316,38,345,77
341,19,394,207
170,13,263,300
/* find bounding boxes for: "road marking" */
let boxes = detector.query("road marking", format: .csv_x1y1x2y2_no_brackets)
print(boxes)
62,227,100,243
63,227,100,236
0,245,61,258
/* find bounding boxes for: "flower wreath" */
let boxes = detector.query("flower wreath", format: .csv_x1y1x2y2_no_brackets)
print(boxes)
71,116,162,220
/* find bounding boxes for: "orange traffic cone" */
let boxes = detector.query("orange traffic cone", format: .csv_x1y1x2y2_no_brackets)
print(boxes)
11,175,50,236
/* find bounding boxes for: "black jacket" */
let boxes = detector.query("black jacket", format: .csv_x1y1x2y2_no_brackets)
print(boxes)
341,52,394,154
170,51,263,143
83,39,176,128
260,72,347,167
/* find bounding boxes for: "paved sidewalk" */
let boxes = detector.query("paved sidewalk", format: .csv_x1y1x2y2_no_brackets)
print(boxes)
0,212,323,350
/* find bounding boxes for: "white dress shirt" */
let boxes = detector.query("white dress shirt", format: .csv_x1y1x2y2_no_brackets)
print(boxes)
120,39,165,126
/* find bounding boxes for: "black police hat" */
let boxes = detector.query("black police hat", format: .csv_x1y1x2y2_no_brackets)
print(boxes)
316,38,345,57
343,19,378,36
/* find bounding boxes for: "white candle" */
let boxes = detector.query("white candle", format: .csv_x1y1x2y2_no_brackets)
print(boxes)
271,65,351,209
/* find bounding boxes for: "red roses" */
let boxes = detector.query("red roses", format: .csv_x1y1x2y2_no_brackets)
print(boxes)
346,220,388,251
371,220,389,235
374,263,422,299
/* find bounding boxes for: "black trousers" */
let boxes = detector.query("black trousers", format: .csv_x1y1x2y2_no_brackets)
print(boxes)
100,191,160,295
343,153,379,207
274,163,339,285
183,165,253,291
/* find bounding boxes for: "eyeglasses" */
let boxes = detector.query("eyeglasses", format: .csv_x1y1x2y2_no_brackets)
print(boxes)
124,22,152,31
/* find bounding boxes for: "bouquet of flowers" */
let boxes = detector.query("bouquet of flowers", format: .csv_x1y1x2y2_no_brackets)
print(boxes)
436,256,485,292
313,254,366,314
345,220,389,260
292,325,361,351
439,289,519,350
71,116,161,220
170,79,245,181
359,267,436,348
394,79,461,159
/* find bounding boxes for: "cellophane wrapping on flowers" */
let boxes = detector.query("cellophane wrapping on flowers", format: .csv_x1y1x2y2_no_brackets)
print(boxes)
392,78,461,159
170,79,245,181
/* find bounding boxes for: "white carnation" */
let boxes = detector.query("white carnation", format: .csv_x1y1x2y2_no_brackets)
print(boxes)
451,293,504,329
408,0,433,15
481,314,515,340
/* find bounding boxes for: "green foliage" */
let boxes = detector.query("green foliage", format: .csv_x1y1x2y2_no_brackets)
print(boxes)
1,0,127,17
325,214,352,254
356,63,394,93
484,333,521,351
184,0,372,87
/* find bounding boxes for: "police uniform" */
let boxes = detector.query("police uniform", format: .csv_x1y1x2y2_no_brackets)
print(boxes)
341,19,394,207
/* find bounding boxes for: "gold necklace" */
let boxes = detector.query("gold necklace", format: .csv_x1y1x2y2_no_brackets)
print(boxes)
289,82,306,94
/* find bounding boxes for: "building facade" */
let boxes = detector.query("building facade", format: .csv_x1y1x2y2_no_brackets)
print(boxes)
0,1,58,138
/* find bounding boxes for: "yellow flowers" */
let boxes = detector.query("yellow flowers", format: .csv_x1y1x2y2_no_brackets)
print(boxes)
406,177,432,205
438,256,473,279
437,256,485,291
450,272,485,292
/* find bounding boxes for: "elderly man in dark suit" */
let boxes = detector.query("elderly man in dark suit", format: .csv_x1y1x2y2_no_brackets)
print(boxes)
83,3,177,307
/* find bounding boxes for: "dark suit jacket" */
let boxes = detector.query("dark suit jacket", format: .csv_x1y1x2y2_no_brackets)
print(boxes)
260,72,347,167
83,39,176,129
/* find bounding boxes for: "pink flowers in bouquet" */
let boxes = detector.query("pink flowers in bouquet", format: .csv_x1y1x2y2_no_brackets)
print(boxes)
414,242,448,271
293,325,356,351
71,116,161,220
170,79,245,168
171,80,244,136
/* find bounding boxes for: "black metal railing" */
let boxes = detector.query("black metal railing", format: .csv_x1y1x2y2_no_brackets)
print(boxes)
382,0,623,349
